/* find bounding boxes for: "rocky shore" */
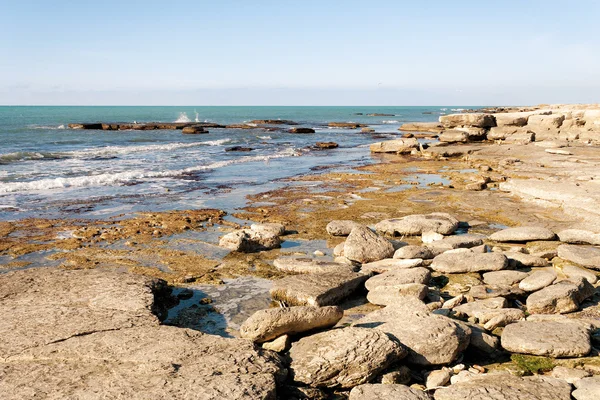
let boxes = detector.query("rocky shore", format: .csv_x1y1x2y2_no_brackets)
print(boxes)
2,104,600,399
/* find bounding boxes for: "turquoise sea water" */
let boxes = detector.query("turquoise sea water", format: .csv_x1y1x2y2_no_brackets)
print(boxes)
0,106,468,220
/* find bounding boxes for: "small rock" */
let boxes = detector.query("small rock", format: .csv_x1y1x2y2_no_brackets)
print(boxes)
273,257,354,274
422,230,445,243
482,270,529,286
518,269,557,292
380,366,412,385
250,222,285,236
394,245,435,260
442,294,464,309
572,376,600,400
262,334,290,352
426,369,452,389
219,229,281,252
315,141,338,149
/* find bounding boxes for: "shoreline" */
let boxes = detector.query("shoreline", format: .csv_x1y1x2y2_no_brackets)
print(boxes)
1,104,600,399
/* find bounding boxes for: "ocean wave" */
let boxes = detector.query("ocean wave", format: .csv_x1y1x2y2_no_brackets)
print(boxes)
257,136,271,140
0,148,301,194
382,120,400,124
29,124,66,130
174,112,191,123
0,140,232,164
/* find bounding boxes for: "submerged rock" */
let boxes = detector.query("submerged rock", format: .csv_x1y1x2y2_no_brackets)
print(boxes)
375,213,459,236
343,226,395,264
240,305,343,343
289,327,405,389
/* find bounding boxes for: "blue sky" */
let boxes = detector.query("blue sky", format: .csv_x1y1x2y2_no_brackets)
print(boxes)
1,0,599,105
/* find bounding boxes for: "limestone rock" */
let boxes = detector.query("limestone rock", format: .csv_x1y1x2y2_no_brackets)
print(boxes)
494,112,530,127
557,244,600,270
434,373,572,400
270,271,368,306
376,213,459,236
505,252,550,268
551,366,591,384
427,369,452,389
439,113,496,128
518,269,557,292
344,226,395,264
364,267,431,291
370,138,419,153
273,257,355,274
439,130,469,143
572,376,600,400
423,230,445,243
526,278,595,314
326,220,362,236
482,309,525,330
262,334,290,352
380,366,412,385
453,297,508,322
354,297,471,366
558,229,600,245
367,284,429,305
465,323,500,354
482,270,529,286
431,252,508,274
399,122,445,133
525,240,561,259
501,320,591,357
250,222,286,236
240,306,343,343
349,384,430,400
219,229,281,252
561,264,598,284
361,258,423,274
289,327,405,389
394,245,436,260
490,227,556,242
427,234,485,252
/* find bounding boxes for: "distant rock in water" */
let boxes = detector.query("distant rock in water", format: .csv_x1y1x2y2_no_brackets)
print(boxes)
182,126,208,134
225,146,254,152
250,119,298,125
367,113,395,117
315,142,338,149
289,127,315,133
328,122,367,129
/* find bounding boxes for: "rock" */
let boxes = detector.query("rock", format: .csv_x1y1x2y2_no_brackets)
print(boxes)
526,278,595,314
439,113,496,128
399,122,445,133
367,284,429,305
453,297,508,322
240,306,344,343
494,112,530,127
454,126,488,140
482,309,525,330
572,376,600,400
182,125,208,134
262,334,290,352
315,141,338,149
526,240,561,259
354,297,471,366
326,220,362,236
439,130,470,143
422,230,445,243
0,268,284,400
344,226,395,264
225,146,253,152
394,245,435,260
488,126,530,140
250,222,285,236
489,227,556,242
528,113,566,131
469,284,525,300
380,365,412,385
551,366,591,384
546,148,573,155
558,229,600,245
328,122,365,129
427,234,485,252
289,327,405,389
518,269,557,292
434,373,572,400
466,182,486,191
376,213,459,236
427,369,452,389
251,119,297,125
361,258,423,274
561,264,598,284
501,320,591,357
557,244,600,270
364,267,431,291
465,323,500,354
361,127,376,133
278,385,328,400
289,127,315,133
431,253,508,273
273,257,355,274
505,252,549,268
270,271,369,306
482,270,529,286
219,229,281,252
442,294,464,309
370,138,419,153
349,384,430,400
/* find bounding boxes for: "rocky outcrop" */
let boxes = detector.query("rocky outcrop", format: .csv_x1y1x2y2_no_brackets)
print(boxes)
343,226,395,263
364,267,431,291
399,122,444,133
240,306,343,343
370,138,419,153
375,213,459,236
440,113,496,128
289,327,405,388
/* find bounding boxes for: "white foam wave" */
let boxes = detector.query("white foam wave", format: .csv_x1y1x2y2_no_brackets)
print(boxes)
0,148,301,194
450,108,465,111
175,112,191,123
382,120,400,124
257,136,271,140
29,124,67,130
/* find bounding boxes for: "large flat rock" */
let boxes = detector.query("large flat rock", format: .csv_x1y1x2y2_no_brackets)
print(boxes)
273,257,355,274
375,213,459,236
349,384,430,400
501,320,591,357
431,252,508,273
489,226,556,242
344,226,395,264
558,244,600,270
364,267,431,291
0,268,285,400
270,271,368,306
526,278,595,314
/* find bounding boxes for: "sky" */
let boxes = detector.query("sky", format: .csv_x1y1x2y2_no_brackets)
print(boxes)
1,0,599,105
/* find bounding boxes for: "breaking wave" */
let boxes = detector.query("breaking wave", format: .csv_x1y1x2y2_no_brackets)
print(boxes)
382,120,400,124
174,112,191,122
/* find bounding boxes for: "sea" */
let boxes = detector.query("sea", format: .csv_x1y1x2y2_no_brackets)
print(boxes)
0,106,465,221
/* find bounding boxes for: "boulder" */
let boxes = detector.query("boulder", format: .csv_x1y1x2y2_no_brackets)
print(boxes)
0,268,285,400
487,126,531,140
182,125,208,134
394,245,436,260
464,323,500,354
557,244,600,270
453,297,508,322
315,141,338,148
558,229,600,245
262,334,290,352
482,270,529,286
349,384,430,400
250,222,285,236
219,229,281,252
439,113,496,128
526,278,595,314
430,252,508,273
367,284,429,305
501,320,591,357
370,138,419,153
561,264,598,284
270,271,369,306
399,122,445,133
361,258,423,274
364,267,431,291
426,369,452,389
525,240,561,259
454,126,488,140
326,220,362,236
434,373,572,400
489,227,556,242
528,113,566,131
469,284,525,300
273,257,355,274
240,306,343,343
289,327,405,389
376,213,459,236
344,226,395,264
573,376,600,400
493,112,530,127
354,297,471,365
427,234,485,252
439,130,469,143
518,269,557,292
